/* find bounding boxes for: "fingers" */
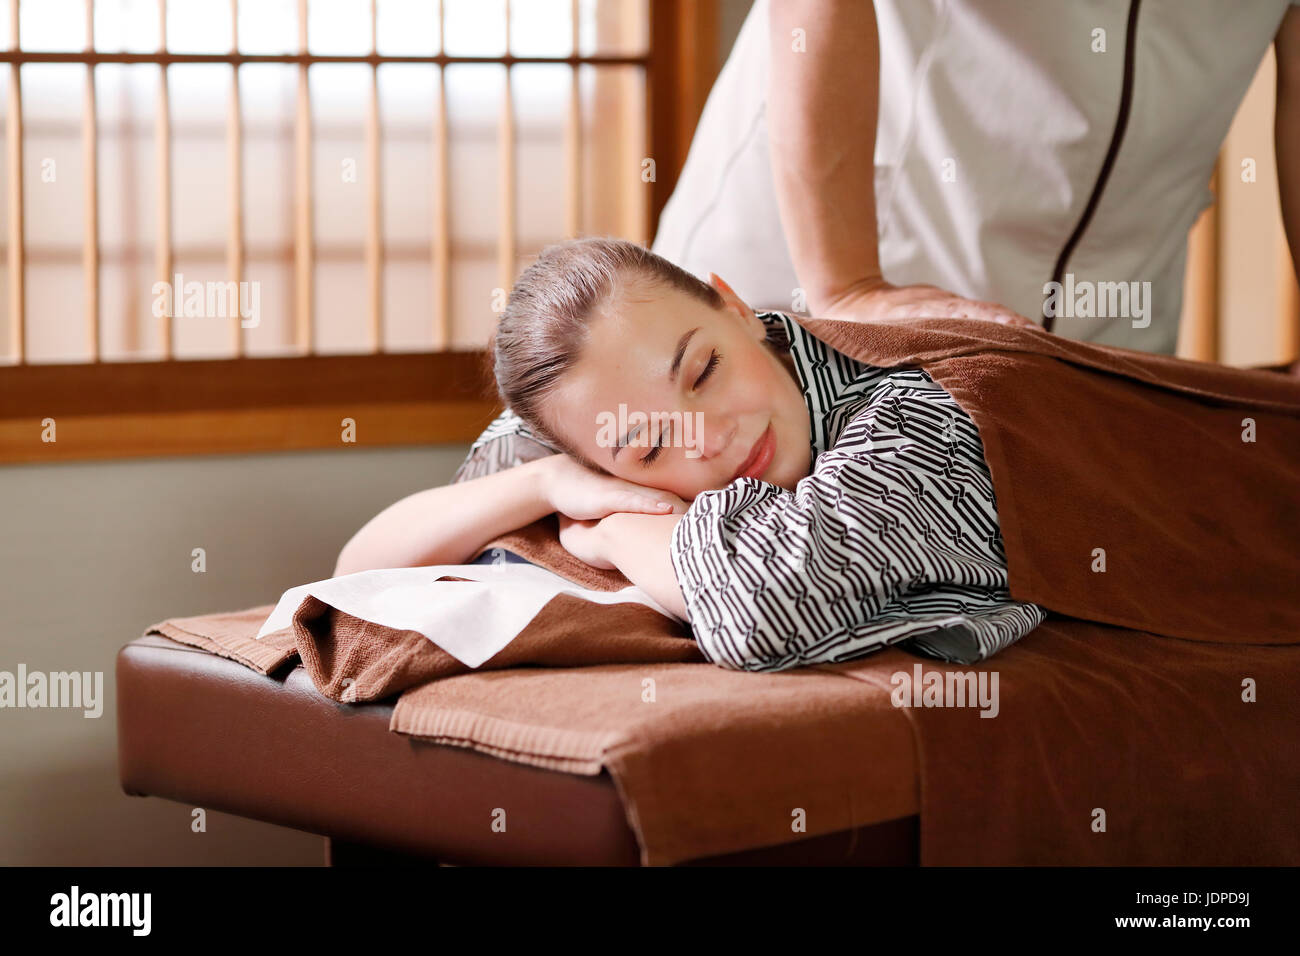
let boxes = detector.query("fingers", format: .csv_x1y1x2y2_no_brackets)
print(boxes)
613,479,685,514
610,495,687,515
608,493,689,517
911,290,1039,328
968,302,1037,328
852,283,1039,330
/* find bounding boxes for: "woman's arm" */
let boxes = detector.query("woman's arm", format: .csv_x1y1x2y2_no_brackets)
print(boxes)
337,451,686,576
593,512,688,619
334,455,558,576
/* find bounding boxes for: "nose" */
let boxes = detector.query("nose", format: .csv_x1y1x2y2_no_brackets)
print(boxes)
688,413,735,460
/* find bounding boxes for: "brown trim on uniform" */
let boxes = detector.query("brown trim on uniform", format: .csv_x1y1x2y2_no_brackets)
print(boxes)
1045,0,1142,332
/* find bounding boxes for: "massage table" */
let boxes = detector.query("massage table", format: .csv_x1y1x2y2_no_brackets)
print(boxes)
115,632,918,866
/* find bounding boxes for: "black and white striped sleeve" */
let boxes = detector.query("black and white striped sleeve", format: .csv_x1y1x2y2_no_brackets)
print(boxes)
667,370,1046,670
451,407,561,484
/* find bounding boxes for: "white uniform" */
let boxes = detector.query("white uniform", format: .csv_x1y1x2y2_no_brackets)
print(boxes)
652,0,1298,354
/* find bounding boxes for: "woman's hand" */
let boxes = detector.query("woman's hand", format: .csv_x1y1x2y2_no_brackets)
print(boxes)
820,277,1040,329
556,514,616,569
541,453,691,521
558,511,689,616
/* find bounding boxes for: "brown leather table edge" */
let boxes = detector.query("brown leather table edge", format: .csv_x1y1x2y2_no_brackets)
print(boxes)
116,634,918,865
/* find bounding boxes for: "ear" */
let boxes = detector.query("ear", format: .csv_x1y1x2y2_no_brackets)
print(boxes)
709,272,763,338
708,272,739,300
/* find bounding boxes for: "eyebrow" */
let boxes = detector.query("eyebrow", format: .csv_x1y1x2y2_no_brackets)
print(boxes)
612,326,700,461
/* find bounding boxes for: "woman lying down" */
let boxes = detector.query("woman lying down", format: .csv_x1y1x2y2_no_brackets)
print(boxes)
334,236,1048,671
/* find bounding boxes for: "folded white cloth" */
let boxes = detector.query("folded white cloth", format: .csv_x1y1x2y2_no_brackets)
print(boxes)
255,562,682,668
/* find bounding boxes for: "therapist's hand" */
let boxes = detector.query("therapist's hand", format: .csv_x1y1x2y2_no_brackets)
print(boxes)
820,277,1040,329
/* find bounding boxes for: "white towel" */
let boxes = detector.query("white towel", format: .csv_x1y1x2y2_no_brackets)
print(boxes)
256,562,682,668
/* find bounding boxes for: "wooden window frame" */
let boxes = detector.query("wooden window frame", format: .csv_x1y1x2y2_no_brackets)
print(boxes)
0,0,720,463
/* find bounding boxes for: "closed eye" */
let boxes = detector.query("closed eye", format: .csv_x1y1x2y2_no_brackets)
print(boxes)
641,350,723,467
694,349,722,388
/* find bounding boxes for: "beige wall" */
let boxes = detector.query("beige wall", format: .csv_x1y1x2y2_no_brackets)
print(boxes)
0,443,469,865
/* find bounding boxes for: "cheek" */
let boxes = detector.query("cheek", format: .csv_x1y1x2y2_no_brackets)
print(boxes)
724,351,783,405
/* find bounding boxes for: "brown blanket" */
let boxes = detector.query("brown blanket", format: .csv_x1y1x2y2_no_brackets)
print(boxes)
144,318,1300,865
795,317,1300,643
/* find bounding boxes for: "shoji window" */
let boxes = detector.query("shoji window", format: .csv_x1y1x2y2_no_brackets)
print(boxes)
0,0,719,462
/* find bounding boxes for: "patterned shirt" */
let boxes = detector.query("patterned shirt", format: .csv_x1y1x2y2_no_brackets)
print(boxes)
455,310,1047,669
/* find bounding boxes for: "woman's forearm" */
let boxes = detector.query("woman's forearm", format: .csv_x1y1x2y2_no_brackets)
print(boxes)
767,0,883,316
598,512,688,620
334,455,556,575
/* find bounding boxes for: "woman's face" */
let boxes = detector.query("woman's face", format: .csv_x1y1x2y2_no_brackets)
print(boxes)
540,274,812,501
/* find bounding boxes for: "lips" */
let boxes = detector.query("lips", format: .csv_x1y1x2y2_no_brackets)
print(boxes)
733,423,775,481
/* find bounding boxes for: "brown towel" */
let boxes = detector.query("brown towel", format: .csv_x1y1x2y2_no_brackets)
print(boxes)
830,615,1300,865
797,317,1300,644
147,605,298,674
391,656,919,862
146,578,701,703
291,588,702,703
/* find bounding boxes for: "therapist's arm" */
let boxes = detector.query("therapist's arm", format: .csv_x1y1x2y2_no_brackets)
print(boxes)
1276,6,1300,291
1273,5,1300,376
766,1,1034,328
766,0,880,318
